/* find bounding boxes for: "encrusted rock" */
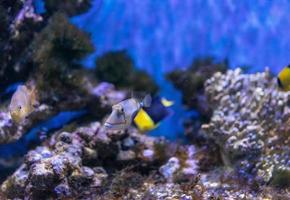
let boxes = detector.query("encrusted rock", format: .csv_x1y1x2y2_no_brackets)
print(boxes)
202,68,290,186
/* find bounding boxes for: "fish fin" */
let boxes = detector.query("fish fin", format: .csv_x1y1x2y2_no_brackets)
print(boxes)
142,94,152,107
17,85,28,93
29,85,39,108
133,108,156,131
161,98,174,107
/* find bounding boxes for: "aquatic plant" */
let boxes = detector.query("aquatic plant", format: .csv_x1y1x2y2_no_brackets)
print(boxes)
95,51,159,94
31,12,94,92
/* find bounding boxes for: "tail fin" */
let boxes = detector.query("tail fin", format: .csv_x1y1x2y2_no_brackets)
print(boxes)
161,98,174,107
142,94,152,107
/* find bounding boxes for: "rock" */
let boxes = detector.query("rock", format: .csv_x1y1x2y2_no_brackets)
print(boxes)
203,68,290,186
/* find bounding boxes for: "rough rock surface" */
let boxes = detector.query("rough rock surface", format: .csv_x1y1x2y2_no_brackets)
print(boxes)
202,68,290,186
1,69,290,199
0,121,172,199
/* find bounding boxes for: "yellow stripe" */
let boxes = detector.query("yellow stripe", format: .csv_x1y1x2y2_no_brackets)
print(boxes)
134,108,157,131
278,67,290,91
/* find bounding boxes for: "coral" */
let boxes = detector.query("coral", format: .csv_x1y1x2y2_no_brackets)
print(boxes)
202,68,290,187
31,12,94,96
12,0,43,31
0,0,43,90
1,116,289,199
0,120,171,199
95,51,159,94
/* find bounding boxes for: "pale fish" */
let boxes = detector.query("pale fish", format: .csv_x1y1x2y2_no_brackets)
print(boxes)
104,94,152,130
9,85,37,123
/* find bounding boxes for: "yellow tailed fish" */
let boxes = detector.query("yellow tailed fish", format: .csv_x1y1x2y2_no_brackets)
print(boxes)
133,97,173,132
9,84,38,123
277,65,290,91
104,95,173,132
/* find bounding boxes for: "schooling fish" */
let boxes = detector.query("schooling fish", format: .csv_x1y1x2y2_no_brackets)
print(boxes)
9,85,37,123
277,65,290,91
104,95,173,132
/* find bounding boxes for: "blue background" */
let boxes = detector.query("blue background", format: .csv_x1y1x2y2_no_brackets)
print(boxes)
71,0,290,139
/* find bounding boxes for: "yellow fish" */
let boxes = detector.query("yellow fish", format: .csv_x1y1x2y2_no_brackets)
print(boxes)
9,85,37,123
277,65,290,91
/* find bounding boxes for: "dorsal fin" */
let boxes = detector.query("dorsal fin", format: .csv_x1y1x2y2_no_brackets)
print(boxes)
141,94,152,107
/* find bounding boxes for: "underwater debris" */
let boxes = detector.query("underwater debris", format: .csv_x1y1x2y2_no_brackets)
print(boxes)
202,68,290,187
95,51,159,94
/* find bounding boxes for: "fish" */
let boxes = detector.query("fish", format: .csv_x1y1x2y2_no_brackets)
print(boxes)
104,95,173,132
9,84,38,123
277,65,290,91
133,97,173,132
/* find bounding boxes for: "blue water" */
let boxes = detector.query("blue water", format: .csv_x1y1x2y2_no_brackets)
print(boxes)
70,0,290,139
33,0,46,14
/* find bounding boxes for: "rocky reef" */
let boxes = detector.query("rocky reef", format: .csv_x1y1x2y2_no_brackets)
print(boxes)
0,1,289,199
202,68,290,187
1,69,289,199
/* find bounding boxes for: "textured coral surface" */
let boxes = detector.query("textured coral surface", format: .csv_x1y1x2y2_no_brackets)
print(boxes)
203,68,290,186
1,1,290,199
1,72,289,199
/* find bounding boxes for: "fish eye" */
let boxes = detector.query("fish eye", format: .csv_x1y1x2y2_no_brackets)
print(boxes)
18,106,22,110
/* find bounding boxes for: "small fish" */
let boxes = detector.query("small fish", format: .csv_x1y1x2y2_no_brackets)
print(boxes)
9,84,37,123
104,95,173,132
277,65,290,91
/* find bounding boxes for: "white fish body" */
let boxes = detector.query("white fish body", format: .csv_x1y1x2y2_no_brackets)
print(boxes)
104,98,140,130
